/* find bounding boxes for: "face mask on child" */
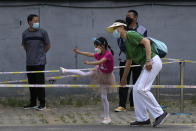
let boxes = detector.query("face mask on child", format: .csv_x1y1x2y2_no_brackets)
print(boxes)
95,48,101,54
113,29,120,38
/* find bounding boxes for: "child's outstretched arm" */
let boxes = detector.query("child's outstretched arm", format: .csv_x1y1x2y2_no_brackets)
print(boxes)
84,58,107,65
73,48,94,57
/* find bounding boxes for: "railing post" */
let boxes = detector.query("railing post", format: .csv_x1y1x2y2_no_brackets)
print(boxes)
180,61,185,113
172,61,191,116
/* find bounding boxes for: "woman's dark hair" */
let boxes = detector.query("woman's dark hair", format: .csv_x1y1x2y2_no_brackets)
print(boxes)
27,14,38,23
115,19,128,31
94,37,114,55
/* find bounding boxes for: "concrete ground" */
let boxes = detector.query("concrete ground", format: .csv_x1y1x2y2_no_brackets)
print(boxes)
0,97,196,127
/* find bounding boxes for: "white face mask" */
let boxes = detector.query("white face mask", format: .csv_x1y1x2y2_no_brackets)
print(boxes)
95,48,101,54
113,29,121,38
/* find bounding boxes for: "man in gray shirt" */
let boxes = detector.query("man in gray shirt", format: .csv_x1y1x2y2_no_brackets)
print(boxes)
22,14,51,111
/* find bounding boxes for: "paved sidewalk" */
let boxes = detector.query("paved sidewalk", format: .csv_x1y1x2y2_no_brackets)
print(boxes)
0,99,196,126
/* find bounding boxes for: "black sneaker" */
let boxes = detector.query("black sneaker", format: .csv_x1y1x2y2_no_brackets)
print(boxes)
130,119,151,126
36,105,46,111
153,110,169,127
24,104,37,109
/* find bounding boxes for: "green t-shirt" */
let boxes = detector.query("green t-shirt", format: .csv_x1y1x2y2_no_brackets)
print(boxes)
125,31,156,67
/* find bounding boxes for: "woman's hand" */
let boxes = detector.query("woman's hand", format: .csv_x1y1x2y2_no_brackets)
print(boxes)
120,59,131,87
120,78,127,87
146,61,152,71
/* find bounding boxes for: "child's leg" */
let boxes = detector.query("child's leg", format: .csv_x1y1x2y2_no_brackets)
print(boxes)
60,67,93,77
101,91,110,118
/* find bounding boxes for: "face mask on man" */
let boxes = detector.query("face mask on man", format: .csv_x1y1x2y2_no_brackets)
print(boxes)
95,48,101,54
126,17,133,25
32,22,40,29
112,29,121,38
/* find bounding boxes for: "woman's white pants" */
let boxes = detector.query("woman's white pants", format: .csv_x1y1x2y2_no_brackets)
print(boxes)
133,55,164,121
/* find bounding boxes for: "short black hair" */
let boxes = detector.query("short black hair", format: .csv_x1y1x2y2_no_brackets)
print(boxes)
127,10,138,17
27,14,38,23
115,19,127,31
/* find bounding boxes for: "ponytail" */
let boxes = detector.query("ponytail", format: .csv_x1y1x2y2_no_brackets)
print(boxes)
107,44,114,56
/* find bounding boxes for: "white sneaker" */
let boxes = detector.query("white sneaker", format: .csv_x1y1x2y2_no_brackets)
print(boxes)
101,118,111,124
59,67,66,74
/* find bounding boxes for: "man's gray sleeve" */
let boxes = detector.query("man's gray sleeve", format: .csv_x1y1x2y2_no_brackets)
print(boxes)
43,31,50,45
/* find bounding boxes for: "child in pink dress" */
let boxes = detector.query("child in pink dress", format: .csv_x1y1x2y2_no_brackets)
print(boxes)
60,37,115,124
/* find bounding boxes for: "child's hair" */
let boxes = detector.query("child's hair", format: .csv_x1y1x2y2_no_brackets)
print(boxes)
94,37,114,55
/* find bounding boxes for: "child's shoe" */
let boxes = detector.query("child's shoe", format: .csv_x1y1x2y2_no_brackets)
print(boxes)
101,117,111,124
59,67,66,74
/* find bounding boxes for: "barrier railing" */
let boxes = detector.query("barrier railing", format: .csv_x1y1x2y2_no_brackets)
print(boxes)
0,57,195,115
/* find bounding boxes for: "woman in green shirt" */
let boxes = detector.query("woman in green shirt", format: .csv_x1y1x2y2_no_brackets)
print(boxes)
106,21,169,127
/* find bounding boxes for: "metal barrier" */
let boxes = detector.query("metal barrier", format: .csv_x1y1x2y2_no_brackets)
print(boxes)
180,61,185,113
0,57,195,115
155,60,192,115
